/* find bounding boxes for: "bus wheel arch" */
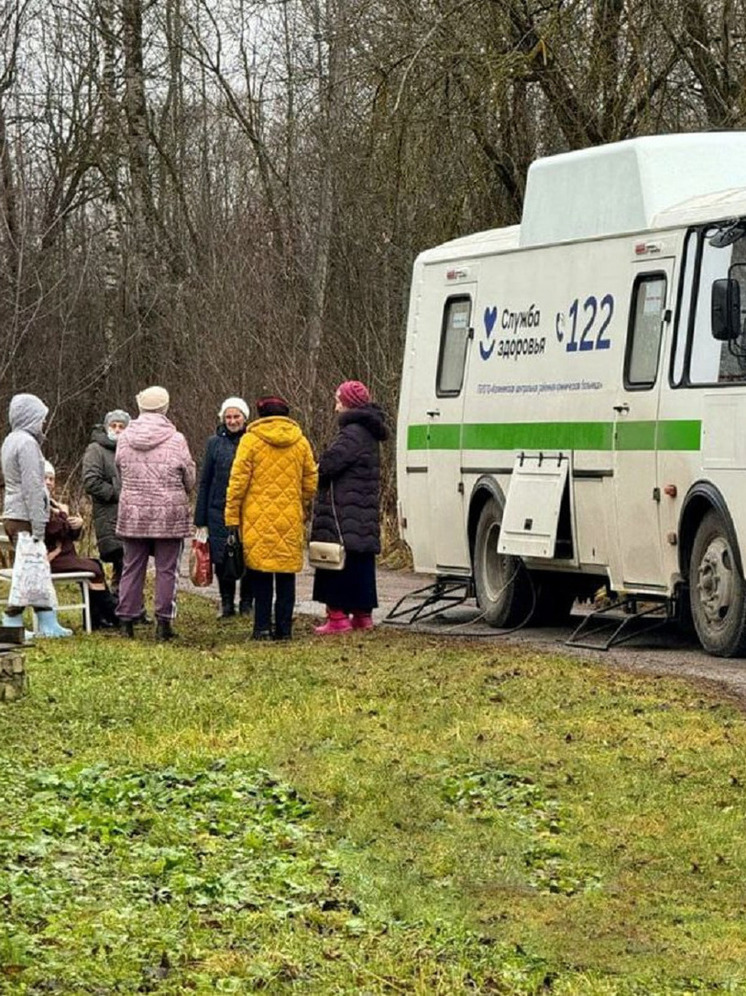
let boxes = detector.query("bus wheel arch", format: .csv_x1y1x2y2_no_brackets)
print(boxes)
467,478,506,561
680,485,746,657
679,483,743,581
468,480,532,628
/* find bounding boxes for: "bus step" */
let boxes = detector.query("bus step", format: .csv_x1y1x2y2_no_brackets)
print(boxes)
384,577,474,626
566,597,671,651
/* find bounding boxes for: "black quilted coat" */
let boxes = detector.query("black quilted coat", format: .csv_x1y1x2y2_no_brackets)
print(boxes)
311,404,388,554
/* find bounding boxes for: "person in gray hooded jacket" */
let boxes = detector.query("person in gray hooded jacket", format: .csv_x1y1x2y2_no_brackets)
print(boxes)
1,393,72,638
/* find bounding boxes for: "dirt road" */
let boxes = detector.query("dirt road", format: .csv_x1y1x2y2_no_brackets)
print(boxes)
179,561,746,704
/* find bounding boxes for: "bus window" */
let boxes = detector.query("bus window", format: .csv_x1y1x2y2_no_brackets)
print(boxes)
671,229,697,386
436,296,472,396
718,254,746,383
625,274,666,389
689,237,734,384
687,230,746,385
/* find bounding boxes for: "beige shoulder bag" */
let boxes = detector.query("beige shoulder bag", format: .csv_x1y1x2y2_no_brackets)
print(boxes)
308,483,346,570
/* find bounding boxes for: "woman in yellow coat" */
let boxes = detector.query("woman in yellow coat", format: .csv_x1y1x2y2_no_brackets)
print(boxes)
224,395,317,640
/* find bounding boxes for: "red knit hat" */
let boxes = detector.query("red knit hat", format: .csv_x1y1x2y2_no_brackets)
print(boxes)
337,380,370,409
256,395,290,417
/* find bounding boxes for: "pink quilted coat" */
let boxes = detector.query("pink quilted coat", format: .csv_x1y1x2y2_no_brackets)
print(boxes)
115,413,196,538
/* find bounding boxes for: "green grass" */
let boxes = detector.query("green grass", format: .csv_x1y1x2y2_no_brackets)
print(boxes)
1,594,746,993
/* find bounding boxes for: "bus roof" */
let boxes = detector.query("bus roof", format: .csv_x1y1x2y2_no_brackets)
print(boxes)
417,225,520,265
415,134,746,266
520,132,746,246
653,187,746,229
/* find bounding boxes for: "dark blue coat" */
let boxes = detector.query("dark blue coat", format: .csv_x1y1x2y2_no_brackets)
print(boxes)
194,424,246,564
311,404,388,554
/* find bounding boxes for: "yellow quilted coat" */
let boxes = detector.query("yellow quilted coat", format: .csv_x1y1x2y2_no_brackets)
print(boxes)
224,416,317,573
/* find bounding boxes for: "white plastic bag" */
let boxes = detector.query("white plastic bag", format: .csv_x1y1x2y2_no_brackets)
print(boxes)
8,533,57,608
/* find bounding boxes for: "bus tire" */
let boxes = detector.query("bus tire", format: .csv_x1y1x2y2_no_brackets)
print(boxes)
690,510,746,657
473,498,532,628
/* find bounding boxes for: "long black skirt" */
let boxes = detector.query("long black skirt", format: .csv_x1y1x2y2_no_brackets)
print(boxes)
312,551,378,612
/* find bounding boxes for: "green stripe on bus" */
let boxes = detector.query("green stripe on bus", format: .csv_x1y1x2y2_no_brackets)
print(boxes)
463,421,612,450
408,419,701,452
407,424,429,449
656,419,701,450
614,421,656,451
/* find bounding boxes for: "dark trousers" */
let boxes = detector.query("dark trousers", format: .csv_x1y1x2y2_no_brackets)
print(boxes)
215,562,254,609
250,569,295,638
101,548,124,590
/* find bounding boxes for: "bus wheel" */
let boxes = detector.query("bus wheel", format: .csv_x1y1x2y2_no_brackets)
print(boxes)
690,510,746,657
473,498,531,628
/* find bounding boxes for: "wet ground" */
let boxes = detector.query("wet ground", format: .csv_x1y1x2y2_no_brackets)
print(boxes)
179,560,746,706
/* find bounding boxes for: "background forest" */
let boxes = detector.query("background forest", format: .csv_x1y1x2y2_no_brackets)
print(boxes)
1,0,745,494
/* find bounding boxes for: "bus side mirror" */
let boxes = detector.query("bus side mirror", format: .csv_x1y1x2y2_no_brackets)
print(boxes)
712,278,741,341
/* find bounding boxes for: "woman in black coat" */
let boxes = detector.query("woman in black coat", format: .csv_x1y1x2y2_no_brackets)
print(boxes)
194,397,253,617
82,409,130,592
311,380,388,634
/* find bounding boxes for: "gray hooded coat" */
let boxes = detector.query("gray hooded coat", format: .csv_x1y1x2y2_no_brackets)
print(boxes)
1,394,49,540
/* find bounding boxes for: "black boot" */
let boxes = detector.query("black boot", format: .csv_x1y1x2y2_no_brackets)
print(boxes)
217,575,236,619
90,589,117,630
119,619,135,638
103,590,119,626
238,573,254,616
155,618,175,642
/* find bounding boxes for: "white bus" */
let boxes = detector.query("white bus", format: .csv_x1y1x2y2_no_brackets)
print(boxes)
396,133,746,657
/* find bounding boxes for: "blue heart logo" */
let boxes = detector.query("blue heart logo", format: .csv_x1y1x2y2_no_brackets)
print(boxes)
480,306,497,360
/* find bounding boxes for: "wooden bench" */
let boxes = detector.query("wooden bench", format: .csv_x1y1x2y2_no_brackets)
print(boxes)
0,568,95,634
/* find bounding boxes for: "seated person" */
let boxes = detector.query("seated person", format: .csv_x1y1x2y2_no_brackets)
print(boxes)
44,461,117,630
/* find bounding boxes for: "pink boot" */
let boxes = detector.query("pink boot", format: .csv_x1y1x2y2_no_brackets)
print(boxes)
351,612,374,631
314,608,352,635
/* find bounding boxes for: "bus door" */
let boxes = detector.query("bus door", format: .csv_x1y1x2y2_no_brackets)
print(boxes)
612,259,674,589
425,288,475,573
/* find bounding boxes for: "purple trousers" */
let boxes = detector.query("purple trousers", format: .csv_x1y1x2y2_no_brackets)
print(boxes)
116,537,183,622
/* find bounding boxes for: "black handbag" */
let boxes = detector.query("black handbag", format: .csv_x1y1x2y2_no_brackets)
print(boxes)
222,531,245,581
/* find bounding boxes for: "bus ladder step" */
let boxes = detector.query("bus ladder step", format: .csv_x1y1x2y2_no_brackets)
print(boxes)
566,597,671,651
383,577,474,626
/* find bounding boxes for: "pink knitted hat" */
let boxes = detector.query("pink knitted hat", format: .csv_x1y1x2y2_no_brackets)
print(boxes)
337,380,370,409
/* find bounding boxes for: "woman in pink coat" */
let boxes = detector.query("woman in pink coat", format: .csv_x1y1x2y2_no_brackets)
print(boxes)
115,386,196,640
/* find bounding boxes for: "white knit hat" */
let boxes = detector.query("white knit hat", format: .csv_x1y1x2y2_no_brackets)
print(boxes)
136,386,170,414
44,460,55,477
219,396,250,420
